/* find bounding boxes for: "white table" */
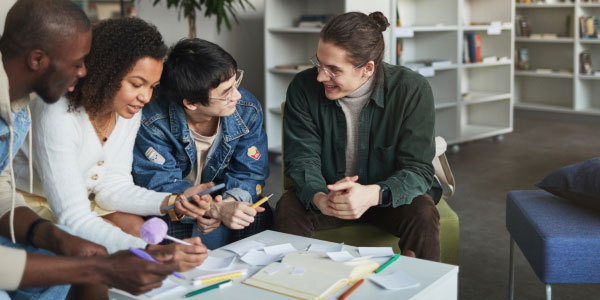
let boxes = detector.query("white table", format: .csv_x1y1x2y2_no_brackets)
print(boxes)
109,230,458,300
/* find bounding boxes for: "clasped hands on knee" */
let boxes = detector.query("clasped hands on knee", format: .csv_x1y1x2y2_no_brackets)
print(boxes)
312,175,381,220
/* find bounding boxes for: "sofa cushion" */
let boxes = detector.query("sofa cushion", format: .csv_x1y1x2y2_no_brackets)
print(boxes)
536,157,600,209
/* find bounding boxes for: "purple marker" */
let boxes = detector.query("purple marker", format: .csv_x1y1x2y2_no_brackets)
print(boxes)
129,247,184,279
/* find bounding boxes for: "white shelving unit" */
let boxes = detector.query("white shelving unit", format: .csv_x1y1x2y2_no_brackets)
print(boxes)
395,0,514,145
514,1,600,114
264,0,393,153
74,0,134,21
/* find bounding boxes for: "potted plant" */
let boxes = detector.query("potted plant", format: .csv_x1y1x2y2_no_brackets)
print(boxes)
151,0,254,38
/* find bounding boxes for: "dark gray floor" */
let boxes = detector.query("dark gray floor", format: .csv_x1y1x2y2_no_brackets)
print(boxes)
263,109,600,299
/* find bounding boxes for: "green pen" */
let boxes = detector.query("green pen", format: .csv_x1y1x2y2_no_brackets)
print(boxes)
374,254,401,274
183,279,232,298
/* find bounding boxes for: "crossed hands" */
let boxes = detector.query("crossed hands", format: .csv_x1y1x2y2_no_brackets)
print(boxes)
206,195,265,230
312,176,381,220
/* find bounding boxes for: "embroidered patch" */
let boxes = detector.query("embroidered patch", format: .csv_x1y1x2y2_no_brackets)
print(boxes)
247,146,261,160
145,147,165,165
256,184,262,195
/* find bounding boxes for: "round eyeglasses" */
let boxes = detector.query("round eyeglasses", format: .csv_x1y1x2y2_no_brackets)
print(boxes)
310,55,365,79
208,69,244,104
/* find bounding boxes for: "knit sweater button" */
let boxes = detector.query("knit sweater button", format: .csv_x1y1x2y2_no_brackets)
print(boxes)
91,174,99,180
97,160,104,166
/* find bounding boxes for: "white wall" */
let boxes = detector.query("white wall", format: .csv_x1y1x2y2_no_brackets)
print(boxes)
0,0,17,34
136,0,265,103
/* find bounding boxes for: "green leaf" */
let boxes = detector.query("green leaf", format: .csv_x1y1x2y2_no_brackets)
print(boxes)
152,0,255,33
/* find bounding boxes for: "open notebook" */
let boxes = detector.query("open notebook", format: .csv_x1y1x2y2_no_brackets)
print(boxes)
243,252,378,300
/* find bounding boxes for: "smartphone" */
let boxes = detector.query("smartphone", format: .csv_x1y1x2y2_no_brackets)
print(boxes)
163,183,226,211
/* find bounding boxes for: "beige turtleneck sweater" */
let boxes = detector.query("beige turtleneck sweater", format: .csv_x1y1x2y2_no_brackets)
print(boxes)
338,76,376,177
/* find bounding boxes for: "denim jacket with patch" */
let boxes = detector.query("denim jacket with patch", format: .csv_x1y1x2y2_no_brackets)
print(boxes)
132,88,269,208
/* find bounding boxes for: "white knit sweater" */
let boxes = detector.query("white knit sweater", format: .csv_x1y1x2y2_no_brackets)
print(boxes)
14,97,170,253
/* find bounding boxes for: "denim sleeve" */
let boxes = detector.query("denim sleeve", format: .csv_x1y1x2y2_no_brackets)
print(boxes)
132,121,192,194
221,101,269,204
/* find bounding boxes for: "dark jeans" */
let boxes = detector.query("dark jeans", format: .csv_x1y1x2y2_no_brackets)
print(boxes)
273,189,441,261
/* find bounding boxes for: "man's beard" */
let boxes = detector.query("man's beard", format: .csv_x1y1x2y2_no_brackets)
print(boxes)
34,63,62,104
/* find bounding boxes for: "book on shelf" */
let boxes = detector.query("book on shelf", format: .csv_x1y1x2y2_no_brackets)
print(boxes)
396,39,403,65
580,16,600,39
516,15,531,37
297,15,333,28
566,15,574,38
475,35,482,63
580,51,593,75
535,68,553,74
463,38,469,63
464,33,482,63
243,252,379,300
404,60,453,70
274,64,313,71
542,33,558,39
517,48,530,70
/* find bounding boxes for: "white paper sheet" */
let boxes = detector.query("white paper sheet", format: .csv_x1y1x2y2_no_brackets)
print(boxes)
263,243,297,256
196,255,236,270
308,243,343,253
241,249,283,266
326,251,355,262
264,262,289,275
222,240,265,256
145,279,187,298
370,270,421,290
358,247,395,258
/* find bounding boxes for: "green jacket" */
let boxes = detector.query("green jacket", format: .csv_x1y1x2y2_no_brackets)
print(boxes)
283,63,442,210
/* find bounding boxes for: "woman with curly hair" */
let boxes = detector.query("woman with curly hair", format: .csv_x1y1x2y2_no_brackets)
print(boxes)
13,18,209,267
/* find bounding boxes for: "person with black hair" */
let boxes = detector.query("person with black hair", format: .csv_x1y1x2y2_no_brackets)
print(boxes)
132,38,272,248
0,1,179,299
274,11,442,261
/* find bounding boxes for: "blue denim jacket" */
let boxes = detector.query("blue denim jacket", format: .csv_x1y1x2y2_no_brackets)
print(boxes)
0,109,30,173
132,87,269,206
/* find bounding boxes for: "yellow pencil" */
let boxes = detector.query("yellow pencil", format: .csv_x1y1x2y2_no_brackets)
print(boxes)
194,272,244,286
251,194,273,209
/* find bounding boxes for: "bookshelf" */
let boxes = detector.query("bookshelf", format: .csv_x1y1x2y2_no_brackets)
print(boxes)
72,0,134,22
514,1,600,114
395,0,514,146
263,0,393,153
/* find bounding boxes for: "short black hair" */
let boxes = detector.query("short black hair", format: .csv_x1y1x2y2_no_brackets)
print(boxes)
0,0,91,58
160,38,237,107
67,17,167,116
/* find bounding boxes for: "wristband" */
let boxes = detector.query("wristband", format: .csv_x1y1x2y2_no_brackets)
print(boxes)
26,218,50,248
377,184,391,207
167,194,183,221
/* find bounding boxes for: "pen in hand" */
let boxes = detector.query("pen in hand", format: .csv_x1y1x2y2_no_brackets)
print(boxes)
251,194,273,209
128,247,184,279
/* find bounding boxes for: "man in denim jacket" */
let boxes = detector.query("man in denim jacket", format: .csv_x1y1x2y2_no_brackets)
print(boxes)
133,39,271,248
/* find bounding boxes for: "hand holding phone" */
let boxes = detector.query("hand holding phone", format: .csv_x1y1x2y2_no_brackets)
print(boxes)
163,183,226,211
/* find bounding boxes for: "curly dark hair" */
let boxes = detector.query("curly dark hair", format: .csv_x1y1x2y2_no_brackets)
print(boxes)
67,17,167,115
